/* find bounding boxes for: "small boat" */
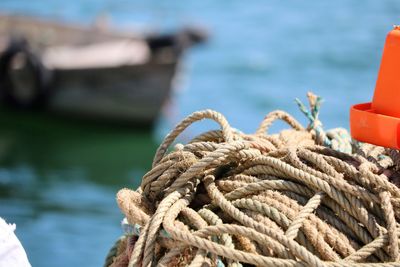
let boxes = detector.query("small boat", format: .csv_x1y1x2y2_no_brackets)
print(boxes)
0,14,206,125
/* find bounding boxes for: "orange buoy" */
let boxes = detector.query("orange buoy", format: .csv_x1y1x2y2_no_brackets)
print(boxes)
350,26,400,149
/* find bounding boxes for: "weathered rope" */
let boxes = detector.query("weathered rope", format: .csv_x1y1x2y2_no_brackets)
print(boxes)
295,92,352,154
106,94,400,267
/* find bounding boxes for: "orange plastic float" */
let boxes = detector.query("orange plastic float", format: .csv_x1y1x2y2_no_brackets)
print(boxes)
350,26,400,149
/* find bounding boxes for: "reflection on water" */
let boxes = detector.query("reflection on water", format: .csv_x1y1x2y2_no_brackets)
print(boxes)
0,108,158,267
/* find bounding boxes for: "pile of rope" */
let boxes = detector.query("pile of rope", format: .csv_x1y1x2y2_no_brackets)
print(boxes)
105,93,400,267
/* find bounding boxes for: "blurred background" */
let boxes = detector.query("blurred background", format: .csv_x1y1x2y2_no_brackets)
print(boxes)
0,1,398,266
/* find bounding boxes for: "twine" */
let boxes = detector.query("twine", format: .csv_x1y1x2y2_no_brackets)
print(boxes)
105,94,400,267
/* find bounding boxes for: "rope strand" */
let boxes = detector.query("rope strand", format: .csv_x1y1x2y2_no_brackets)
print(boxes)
107,95,400,267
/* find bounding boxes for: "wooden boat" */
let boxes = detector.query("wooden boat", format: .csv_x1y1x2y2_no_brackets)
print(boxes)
0,14,206,125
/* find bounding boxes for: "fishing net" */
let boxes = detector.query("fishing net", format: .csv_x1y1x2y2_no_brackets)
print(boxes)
105,93,400,267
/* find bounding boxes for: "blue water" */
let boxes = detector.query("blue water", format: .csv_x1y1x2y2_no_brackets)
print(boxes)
0,1,398,266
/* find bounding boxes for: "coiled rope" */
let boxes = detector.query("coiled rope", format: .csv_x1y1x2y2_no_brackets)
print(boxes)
105,93,400,267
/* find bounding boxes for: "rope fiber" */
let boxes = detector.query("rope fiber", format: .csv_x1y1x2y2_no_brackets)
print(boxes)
106,93,400,267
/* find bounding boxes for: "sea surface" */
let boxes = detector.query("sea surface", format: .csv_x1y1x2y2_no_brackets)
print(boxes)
0,1,398,266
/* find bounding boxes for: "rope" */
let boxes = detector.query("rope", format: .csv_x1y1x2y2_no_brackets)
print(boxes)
104,236,127,267
295,92,352,153
105,95,400,267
